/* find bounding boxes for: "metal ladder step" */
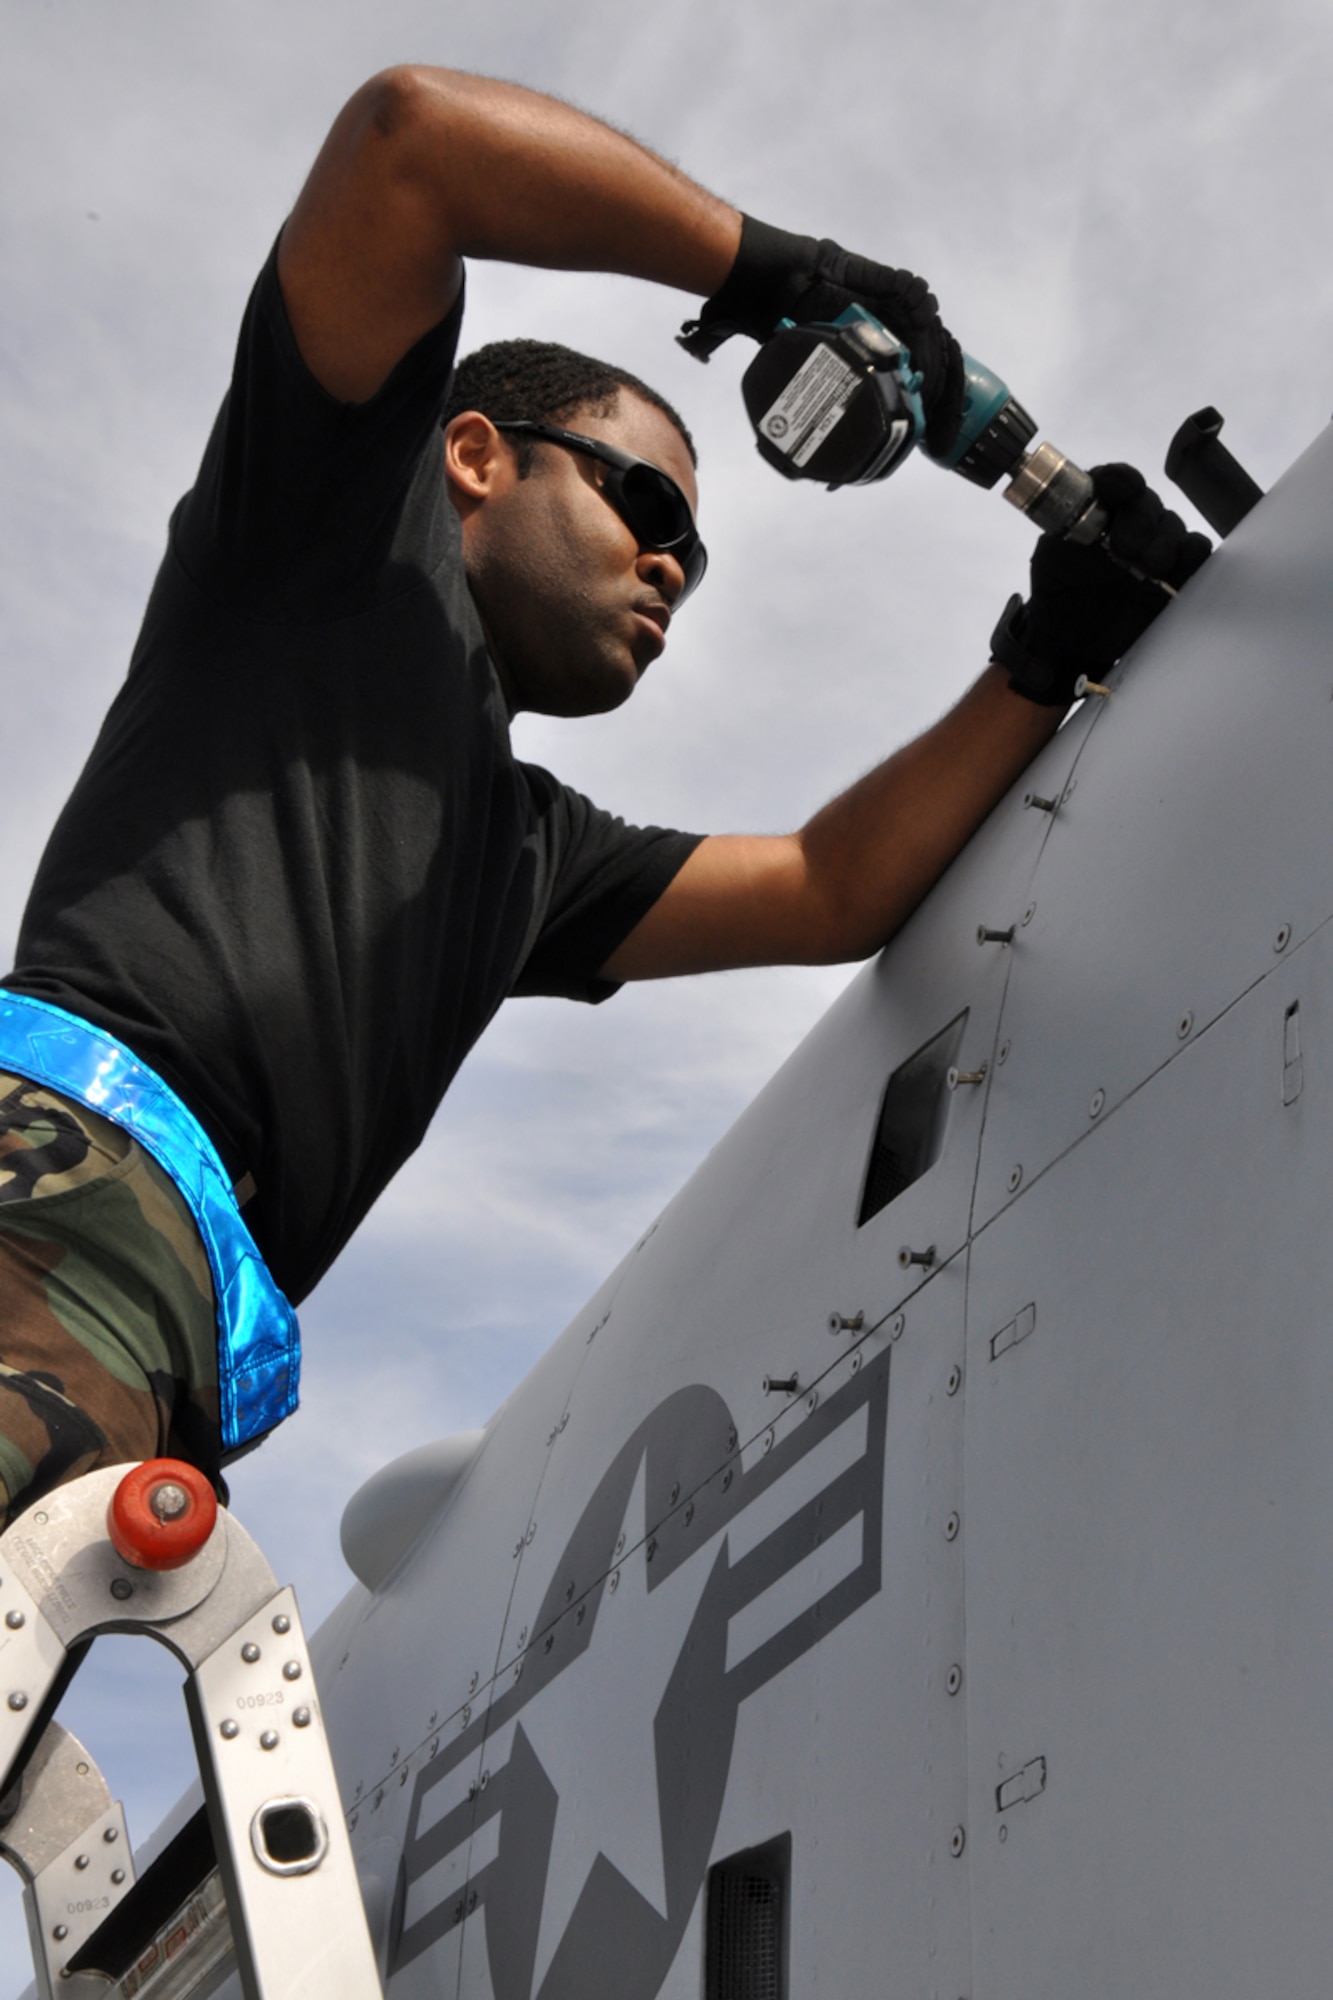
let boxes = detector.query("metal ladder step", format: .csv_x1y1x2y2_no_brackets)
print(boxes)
0,1462,383,1999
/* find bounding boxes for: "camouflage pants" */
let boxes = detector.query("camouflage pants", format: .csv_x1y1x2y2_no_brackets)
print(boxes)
0,1070,222,1533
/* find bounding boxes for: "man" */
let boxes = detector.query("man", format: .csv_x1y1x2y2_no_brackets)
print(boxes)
0,68,1207,1529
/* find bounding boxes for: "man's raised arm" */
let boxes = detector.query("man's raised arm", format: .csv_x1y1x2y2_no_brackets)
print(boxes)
278,67,742,403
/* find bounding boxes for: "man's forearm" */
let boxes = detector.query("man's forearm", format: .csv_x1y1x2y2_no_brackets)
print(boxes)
603,667,1065,981
281,67,741,400
794,665,1063,960
381,68,741,293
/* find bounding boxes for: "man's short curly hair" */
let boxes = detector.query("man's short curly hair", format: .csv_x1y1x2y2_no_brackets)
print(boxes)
441,338,697,471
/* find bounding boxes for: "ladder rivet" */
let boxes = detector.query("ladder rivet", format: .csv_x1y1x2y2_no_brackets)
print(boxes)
220,1720,240,1740
283,1661,303,1682
111,1868,126,1885
103,1827,118,1843
110,1579,134,1602
4,1610,23,1630
53,1924,68,1942
272,1614,292,1635
293,1707,312,1728
8,1692,28,1712
75,1854,90,1871
241,1643,261,1664
149,1482,189,1522
260,1730,280,1751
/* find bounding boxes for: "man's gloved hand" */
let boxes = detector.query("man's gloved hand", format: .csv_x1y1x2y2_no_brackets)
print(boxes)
679,213,964,456
991,464,1213,706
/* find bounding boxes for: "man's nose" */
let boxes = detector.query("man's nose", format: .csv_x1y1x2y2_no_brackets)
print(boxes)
636,547,685,607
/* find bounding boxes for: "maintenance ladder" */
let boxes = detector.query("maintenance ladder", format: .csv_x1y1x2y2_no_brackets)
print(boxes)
0,1461,383,1999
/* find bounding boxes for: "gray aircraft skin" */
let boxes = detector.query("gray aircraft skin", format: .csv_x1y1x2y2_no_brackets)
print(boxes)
24,417,1333,1999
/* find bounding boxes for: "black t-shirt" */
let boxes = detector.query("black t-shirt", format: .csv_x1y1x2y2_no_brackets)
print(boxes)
4,245,701,1303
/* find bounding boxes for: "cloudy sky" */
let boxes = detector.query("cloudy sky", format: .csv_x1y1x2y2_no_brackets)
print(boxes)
3,0,1332,1975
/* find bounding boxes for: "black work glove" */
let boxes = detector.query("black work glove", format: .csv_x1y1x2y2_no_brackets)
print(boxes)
991,464,1212,706
679,213,965,456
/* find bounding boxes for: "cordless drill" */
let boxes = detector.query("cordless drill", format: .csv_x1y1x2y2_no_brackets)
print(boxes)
741,305,1107,544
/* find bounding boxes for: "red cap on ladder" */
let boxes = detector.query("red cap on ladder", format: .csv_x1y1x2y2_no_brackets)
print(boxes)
107,1459,218,1570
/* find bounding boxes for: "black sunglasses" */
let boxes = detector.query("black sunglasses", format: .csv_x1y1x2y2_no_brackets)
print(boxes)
493,420,707,604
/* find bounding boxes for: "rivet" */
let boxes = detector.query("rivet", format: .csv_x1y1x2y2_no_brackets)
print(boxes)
997,1039,1011,1066
726,1428,737,1451
103,1827,118,1844
544,1633,554,1653
946,1365,962,1397
1089,1088,1105,1118
999,1824,1008,1844
272,1614,292,1635
480,1769,490,1789
977,925,1015,946
220,1720,239,1740
430,1711,438,1727
806,1390,819,1413
525,1523,536,1545
282,1660,302,1681
890,1313,905,1341
1063,777,1077,800
615,1533,625,1556
468,1780,478,1801
374,1789,384,1808
684,1501,695,1524
722,1468,734,1490
453,1901,463,1922
762,1429,775,1455
670,1483,680,1504
1007,1165,1023,1193
513,1663,523,1683
1022,902,1037,926
468,1672,478,1693
8,1692,28,1712
468,1890,478,1913
1023,791,1057,812
565,1580,575,1600
517,1629,527,1649
399,1766,409,1786
53,1924,68,1942
260,1730,279,1751
460,1705,471,1728
1177,1011,1194,1039
944,1512,961,1542
946,1664,963,1696
33,1512,48,1526
109,1578,134,1601
576,1604,586,1623
74,1854,90,1871
241,1643,261,1664
609,1571,620,1593
1275,923,1292,952
646,1538,657,1562
111,1867,126,1885
349,1812,359,1831
429,1736,439,1756
149,1481,189,1522
950,1826,966,1857
850,1351,863,1374
293,1707,312,1728
5,1609,24,1630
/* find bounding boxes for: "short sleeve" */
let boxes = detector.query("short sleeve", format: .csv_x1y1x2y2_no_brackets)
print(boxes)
173,236,466,622
511,767,703,1003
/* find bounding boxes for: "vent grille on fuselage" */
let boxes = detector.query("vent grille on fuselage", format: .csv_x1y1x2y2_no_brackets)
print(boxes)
857,1010,969,1226
705,1835,789,2000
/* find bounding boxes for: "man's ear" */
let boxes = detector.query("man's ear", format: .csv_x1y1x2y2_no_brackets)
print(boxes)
443,412,516,515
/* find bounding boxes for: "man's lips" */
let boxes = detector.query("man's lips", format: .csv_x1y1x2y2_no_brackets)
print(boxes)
632,602,670,657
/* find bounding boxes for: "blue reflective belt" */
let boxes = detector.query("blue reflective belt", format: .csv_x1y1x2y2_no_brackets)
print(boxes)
0,991,299,1451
